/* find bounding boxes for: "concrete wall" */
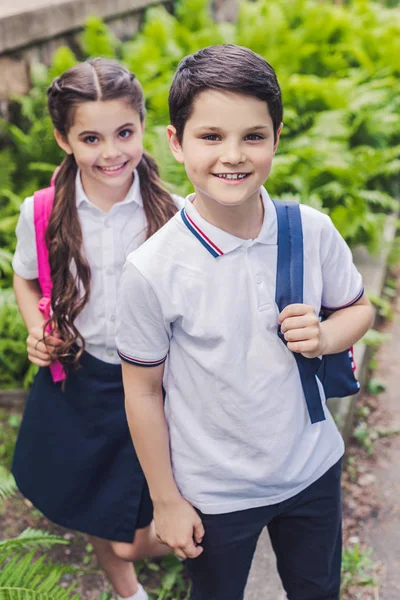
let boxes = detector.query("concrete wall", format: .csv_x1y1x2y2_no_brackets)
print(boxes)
0,0,237,107
0,0,168,105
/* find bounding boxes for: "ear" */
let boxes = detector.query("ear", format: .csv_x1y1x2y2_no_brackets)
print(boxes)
273,123,283,154
54,129,73,155
140,118,146,135
166,125,184,164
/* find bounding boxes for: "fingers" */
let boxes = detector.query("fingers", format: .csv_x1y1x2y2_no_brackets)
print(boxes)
26,329,63,367
287,338,321,356
278,304,322,357
175,539,203,560
155,520,204,560
27,353,52,367
279,310,319,334
194,519,205,545
283,325,320,343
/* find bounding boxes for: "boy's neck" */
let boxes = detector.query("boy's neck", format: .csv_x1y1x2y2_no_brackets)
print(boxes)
193,192,264,240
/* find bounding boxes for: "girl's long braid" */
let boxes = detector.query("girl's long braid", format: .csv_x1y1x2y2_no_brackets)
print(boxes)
45,154,90,372
137,151,178,238
45,59,177,375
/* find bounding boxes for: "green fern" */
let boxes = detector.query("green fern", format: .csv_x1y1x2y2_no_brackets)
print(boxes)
0,467,16,501
0,550,80,599
0,529,69,553
0,470,81,600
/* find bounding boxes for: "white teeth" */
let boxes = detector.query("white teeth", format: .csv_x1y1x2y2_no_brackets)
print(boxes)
100,163,125,171
215,173,248,180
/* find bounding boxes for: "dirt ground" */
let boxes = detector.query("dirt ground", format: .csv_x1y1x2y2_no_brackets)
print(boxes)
341,288,400,599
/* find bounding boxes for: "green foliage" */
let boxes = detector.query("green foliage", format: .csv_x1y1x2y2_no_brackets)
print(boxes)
341,543,376,592
361,328,391,348
0,0,399,389
0,410,21,470
80,16,120,58
367,378,386,394
0,290,29,390
135,555,189,599
0,470,81,600
0,466,16,501
353,421,379,454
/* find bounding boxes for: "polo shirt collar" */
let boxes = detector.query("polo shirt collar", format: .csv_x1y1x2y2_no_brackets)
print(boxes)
181,187,277,258
75,168,143,209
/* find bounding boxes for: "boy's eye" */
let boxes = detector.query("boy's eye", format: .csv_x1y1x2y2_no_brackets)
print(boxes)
119,129,133,139
202,134,220,141
245,134,264,141
83,135,98,144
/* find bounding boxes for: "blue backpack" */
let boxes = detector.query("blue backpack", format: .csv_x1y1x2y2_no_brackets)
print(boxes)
272,200,360,424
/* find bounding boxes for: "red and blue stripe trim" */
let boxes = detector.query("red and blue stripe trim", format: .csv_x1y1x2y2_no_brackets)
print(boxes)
322,287,364,312
180,208,223,258
118,349,167,367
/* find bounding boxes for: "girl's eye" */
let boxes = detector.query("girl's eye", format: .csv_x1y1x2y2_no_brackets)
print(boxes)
119,129,133,139
202,134,220,141
83,135,99,144
245,134,264,141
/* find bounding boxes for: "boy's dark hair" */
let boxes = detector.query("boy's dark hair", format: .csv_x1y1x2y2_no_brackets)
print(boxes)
169,44,283,143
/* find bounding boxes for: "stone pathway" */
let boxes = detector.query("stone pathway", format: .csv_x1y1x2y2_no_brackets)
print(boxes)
357,295,400,599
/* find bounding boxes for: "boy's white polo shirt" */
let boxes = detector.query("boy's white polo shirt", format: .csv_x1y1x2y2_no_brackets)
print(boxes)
116,188,363,514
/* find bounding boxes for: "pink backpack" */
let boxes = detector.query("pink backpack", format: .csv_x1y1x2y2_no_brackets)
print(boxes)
33,170,66,382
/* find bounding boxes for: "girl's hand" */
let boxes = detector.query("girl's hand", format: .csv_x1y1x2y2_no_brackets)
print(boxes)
278,304,327,359
153,496,205,560
26,323,63,367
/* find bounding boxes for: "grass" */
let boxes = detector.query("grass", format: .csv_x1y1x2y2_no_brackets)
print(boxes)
0,408,21,470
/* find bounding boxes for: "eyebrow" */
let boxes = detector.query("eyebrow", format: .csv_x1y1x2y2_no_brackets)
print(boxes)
78,122,136,137
194,124,271,132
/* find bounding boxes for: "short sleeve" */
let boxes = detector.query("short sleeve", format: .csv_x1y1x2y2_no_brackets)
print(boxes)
12,196,38,280
116,260,170,366
320,216,363,310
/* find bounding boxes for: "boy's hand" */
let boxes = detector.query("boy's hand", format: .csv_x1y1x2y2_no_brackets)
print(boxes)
153,496,205,560
278,304,327,359
26,323,63,367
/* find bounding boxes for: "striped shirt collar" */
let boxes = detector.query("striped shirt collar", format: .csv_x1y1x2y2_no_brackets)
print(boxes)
181,187,277,258
75,168,143,209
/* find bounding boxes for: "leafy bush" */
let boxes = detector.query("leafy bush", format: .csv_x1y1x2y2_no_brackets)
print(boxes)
0,0,399,388
0,290,31,390
0,467,81,599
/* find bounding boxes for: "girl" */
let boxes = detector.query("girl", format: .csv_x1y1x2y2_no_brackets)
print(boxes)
12,58,180,600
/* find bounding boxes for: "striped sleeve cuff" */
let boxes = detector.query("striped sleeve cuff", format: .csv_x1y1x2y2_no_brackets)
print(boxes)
322,287,364,312
117,350,167,367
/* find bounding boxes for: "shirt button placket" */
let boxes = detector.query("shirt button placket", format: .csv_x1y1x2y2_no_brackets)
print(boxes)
103,217,117,356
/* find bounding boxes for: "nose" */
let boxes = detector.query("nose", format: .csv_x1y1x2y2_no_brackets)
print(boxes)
102,140,122,161
220,141,245,166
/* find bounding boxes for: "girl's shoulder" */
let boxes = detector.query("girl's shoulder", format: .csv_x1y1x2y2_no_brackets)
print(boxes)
17,195,35,225
171,194,185,210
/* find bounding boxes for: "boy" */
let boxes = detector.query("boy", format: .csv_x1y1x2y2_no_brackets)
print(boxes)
116,45,373,600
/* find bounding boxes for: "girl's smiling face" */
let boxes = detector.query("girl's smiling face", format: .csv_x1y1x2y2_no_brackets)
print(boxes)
55,98,145,203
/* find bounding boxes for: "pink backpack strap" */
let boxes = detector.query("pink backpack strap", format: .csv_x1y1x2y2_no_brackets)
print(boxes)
34,183,66,383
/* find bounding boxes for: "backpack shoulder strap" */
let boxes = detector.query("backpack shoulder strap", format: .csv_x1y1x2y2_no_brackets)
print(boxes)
272,199,304,310
33,186,55,298
272,199,326,424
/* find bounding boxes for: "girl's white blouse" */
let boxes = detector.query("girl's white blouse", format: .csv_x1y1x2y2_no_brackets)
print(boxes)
13,169,182,364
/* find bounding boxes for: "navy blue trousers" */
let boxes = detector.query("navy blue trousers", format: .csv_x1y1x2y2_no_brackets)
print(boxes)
186,460,342,600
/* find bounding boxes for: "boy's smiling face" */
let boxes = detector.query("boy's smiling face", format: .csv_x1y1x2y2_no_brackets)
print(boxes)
167,90,282,210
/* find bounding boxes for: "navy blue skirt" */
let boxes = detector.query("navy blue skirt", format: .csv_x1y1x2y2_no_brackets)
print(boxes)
12,351,153,542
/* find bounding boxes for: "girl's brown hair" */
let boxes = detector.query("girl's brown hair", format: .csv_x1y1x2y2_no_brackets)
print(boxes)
46,58,177,373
